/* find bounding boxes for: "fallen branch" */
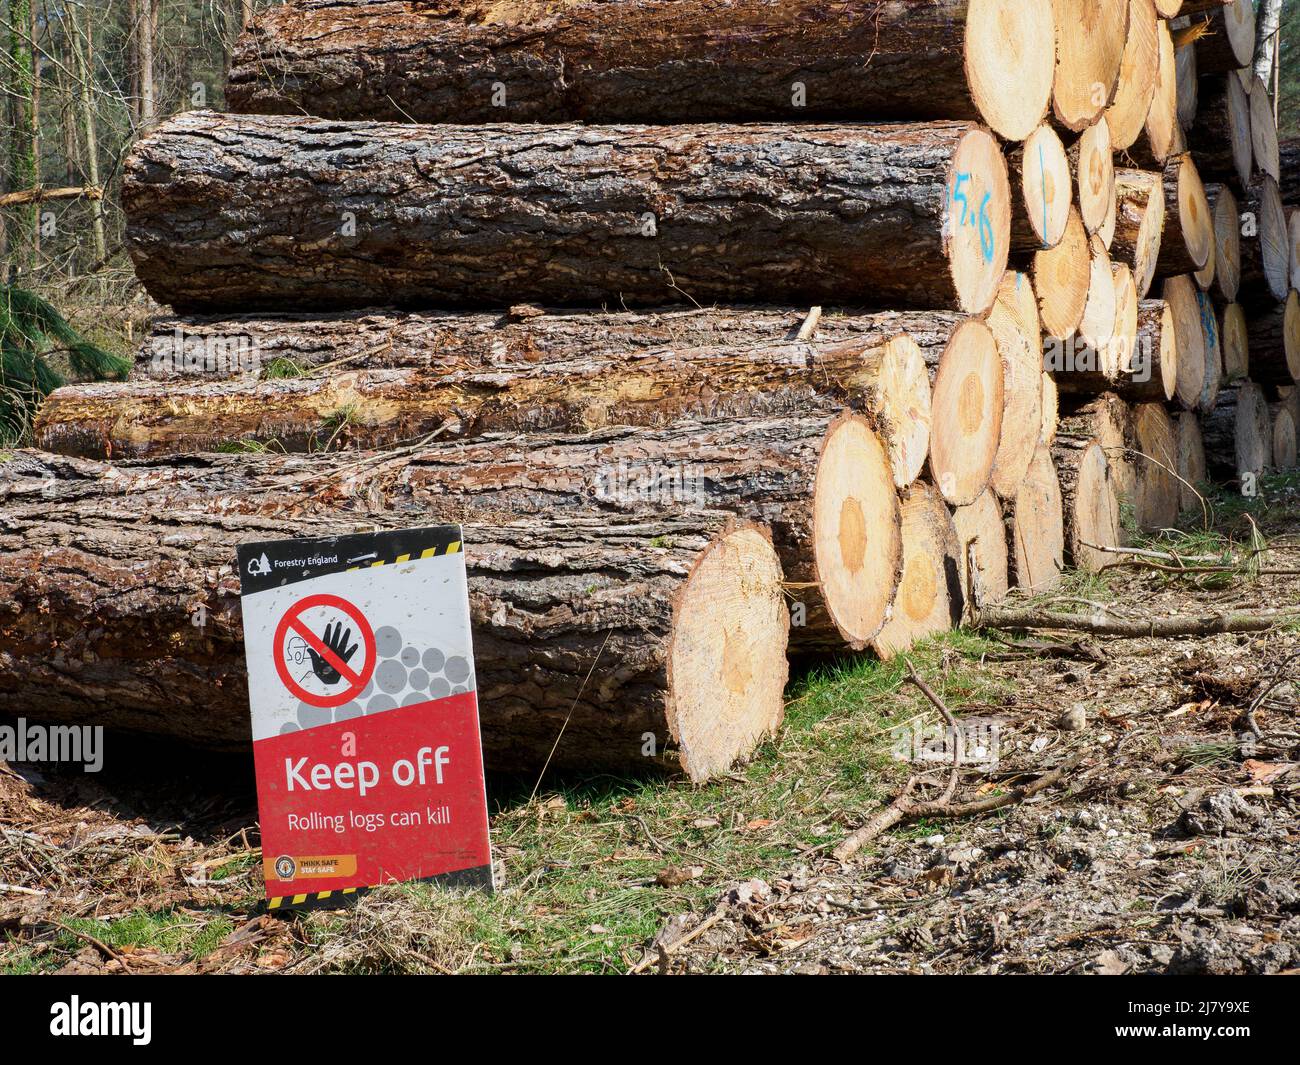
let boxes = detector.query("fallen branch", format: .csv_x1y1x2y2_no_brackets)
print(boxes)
973,606,1300,637
0,184,102,208
833,754,1082,863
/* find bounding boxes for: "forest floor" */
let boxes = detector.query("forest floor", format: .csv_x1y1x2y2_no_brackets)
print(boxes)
2,475,1299,975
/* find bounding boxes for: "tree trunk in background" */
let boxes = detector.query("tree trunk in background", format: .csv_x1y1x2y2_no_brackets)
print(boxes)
6,0,37,272
69,3,107,265
1255,0,1284,88
127,0,140,124
140,0,157,126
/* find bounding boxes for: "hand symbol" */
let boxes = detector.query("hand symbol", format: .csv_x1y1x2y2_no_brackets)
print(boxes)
307,621,358,685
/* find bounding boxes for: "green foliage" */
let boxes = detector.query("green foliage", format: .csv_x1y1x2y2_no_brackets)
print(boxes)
0,284,130,444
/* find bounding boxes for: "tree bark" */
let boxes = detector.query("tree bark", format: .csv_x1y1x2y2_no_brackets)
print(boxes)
0,448,800,779
124,112,1011,316
226,0,1056,141
1202,382,1271,483
1110,169,1165,299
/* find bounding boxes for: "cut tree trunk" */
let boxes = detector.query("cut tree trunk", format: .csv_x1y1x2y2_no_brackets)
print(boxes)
1072,117,1116,237
1155,154,1214,278
1041,372,1060,447
1132,401,1180,529
1105,0,1159,150
1005,443,1065,593
1175,410,1208,512
1053,437,1122,572
1077,238,1118,358
1008,124,1072,253
1203,382,1271,482
1058,391,1136,506
1221,302,1249,380
37,323,934,490
1144,18,1181,164
1270,403,1297,469
1239,176,1291,304
1249,76,1281,185
225,0,1058,142
1032,205,1093,339
986,271,1044,499
1196,289,1223,414
0,450,794,779
1191,1,1257,73
1163,275,1207,410
1054,298,1176,403
926,319,1005,506
1111,169,1165,299
1209,184,1242,301
952,488,1010,619
872,482,961,661
1175,36,1198,133
1051,0,1129,131
124,112,1012,316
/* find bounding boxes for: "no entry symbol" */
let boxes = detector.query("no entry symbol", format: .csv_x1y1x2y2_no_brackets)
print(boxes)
273,594,377,708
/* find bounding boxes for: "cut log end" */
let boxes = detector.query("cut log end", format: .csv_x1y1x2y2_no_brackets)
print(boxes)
1271,405,1298,470
928,318,1004,506
1034,205,1092,340
1113,169,1165,299
987,271,1044,499
1176,411,1207,513
1105,0,1159,150
810,413,903,650
872,482,960,661
1019,123,1072,250
1007,442,1065,593
1175,154,1214,273
947,128,1012,314
1143,17,1179,162
1051,0,1129,131
1133,402,1180,530
873,335,933,490
1163,274,1206,410
667,523,789,783
1076,117,1116,236
1213,185,1241,302
952,489,1010,617
964,0,1057,141
1057,440,1122,573
1220,302,1248,381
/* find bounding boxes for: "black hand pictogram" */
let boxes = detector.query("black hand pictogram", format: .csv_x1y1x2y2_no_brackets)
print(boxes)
307,621,358,685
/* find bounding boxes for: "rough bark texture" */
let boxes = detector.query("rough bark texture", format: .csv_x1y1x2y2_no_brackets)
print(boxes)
1110,169,1165,298
38,329,916,461
1057,392,1137,507
226,0,1053,140
124,112,1009,315
0,442,807,771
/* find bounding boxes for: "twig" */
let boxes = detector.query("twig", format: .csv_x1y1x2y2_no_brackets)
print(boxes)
973,605,1300,637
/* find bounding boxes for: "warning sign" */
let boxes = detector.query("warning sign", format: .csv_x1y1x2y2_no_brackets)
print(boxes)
236,527,492,911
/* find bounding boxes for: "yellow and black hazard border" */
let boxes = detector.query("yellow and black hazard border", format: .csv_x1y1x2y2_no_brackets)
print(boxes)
265,864,494,914
238,524,464,597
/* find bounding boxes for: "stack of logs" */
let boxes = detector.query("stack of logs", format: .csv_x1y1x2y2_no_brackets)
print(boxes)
2,0,1294,782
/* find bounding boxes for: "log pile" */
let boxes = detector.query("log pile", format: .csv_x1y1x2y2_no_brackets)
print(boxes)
4,0,1295,780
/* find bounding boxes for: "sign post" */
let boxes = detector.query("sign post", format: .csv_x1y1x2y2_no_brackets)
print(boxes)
237,526,492,911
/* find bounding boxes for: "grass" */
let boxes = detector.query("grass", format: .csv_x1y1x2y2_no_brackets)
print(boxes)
54,910,236,962
283,629,1007,973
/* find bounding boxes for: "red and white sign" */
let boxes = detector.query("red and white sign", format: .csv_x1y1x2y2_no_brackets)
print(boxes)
237,528,492,909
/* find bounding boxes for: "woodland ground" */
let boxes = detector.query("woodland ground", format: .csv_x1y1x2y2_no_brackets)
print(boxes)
1,474,1298,975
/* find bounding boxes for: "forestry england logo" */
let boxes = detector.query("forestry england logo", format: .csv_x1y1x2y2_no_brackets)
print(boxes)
50,997,151,1045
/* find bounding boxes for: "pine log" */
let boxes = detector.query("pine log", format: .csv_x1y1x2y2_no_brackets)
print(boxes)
225,0,1058,142
986,271,1044,499
1008,124,1072,254
1186,75,1253,190
1209,184,1242,301
1072,117,1116,237
1291,211,1300,293
1175,38,1198,132
1203,382,1271,482
1239,176,1291,304
1132,401,1180,529
1055,298,1177,403
1249,76,1281,184
952,488,1010,619
1154,154,1214,278
1077,238,1118,357
1005,443,1064,593
1196,288,1223,414
1143,18,1181,164
37,322,935,490
1163,275,1208,409
927,319,1005,507
1110,263,1140,382
1220,301,1249,380
1032,205,1092,339
0,450,794,778
1175,410,1207,512
1270,403,1298,469
1041,372,1060,447
1058,392,1137,506
1245,291,1300,385
1105,0,1160,150
872,482,962,661
1051,0,1129,131
1111,169,1166,298
1053,437,1122,572
124,112,1012,316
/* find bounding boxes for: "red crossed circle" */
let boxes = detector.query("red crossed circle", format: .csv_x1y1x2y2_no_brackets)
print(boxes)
273,594,377,709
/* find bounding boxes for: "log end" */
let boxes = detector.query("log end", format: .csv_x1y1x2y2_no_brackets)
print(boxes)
988,270,1044,499
667,523,789,784
1020,123,1072,250
1034,205,1091,339
1008,442,1065,593
874,336,933,490
946,128,1011,314
929,318,1004,506
964,0,1056,141
953,488,1010,617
